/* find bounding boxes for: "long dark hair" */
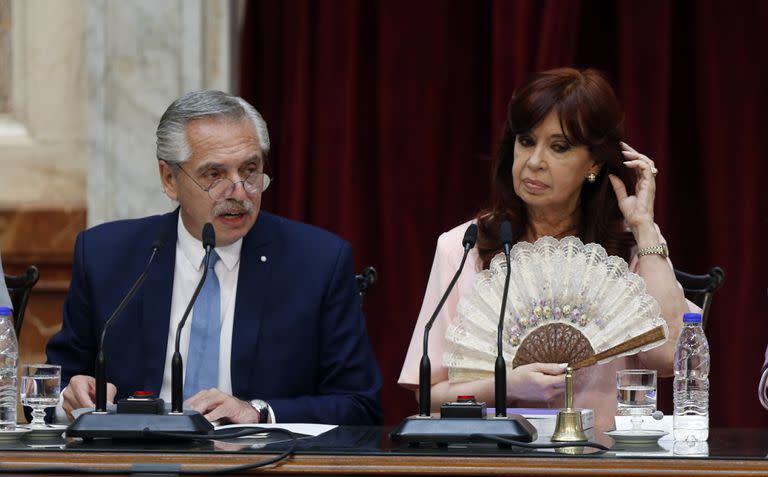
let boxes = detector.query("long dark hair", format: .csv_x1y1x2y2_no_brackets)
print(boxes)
477,68,637,267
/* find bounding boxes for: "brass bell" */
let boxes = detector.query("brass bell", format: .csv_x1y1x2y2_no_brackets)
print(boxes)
551,366,587,442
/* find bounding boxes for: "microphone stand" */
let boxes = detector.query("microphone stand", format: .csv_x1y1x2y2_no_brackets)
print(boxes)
170,239,213,414
390,221,536,447
67,225,215,440
419,243,472,416
494,222,513,418
93,239,164,413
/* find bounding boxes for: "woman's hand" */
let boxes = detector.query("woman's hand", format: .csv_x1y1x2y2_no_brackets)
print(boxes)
507,362,567,403
427,362,567,412
608,142,658,233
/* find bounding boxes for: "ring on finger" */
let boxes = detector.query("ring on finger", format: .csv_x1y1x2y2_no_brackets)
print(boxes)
650,166,659,177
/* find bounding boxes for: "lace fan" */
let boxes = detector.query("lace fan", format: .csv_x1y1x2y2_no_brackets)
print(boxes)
444,236,668,383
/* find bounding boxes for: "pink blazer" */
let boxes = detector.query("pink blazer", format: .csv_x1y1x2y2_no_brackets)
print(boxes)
398,220,698,432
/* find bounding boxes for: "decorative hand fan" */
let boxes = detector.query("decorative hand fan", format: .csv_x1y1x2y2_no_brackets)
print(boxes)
444,236,668,383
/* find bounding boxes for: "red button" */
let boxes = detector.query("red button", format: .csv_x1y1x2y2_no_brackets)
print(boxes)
133,391,154,397
456,395,475,402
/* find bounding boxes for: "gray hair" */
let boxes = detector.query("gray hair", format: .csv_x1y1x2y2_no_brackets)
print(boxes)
156,90,270,164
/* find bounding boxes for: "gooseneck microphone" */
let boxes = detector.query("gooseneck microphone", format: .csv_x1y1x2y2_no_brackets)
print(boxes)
495,221,513,417
94,229,167,413
67,223,215,439
418,223,477,416
390,220,536,447
171,222,216,414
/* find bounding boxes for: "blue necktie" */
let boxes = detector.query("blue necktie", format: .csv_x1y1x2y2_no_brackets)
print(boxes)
184,250,221,399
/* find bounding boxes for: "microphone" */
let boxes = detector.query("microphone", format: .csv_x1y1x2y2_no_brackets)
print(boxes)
67,224,215,439
495,221,512,417
171,223,215,413
94,228,167,412
418,223,477,416
390,220,536,447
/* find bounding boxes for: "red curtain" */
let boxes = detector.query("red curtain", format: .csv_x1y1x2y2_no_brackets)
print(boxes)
240,0,767,426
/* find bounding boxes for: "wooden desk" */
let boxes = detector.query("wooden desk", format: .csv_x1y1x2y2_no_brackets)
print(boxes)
0,427,765,476
1,451,768,476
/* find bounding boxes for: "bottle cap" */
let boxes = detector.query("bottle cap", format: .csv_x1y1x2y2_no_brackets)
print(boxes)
683,312,702,323
0,306,12,316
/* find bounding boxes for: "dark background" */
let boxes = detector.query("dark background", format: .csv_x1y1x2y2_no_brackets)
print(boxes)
239,0,767,426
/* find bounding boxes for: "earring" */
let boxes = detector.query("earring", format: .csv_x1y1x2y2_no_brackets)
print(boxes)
587,172,596,183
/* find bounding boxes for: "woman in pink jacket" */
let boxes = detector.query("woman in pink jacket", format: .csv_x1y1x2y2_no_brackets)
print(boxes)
399,68,693,432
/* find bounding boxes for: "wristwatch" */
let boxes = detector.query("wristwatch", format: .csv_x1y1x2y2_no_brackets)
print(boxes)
249,399,270,423
637,243,669,259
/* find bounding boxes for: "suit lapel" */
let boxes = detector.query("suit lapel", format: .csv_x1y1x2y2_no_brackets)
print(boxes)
140,210,179,392
230,213,278,397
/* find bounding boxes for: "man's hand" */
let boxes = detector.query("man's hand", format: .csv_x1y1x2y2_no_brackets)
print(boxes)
184,389,262,424
62,375,117,422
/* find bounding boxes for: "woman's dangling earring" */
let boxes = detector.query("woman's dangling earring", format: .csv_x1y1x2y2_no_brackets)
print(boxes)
587,172,597,183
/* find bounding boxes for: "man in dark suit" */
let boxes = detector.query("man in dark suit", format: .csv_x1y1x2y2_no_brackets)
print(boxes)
46,90,382,425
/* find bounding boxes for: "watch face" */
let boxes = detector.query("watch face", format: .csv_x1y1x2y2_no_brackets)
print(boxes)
250,399,269,422
250,399,266,409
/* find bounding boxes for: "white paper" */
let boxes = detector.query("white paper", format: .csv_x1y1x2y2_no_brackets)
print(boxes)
214,422,337,438
72,406,336,439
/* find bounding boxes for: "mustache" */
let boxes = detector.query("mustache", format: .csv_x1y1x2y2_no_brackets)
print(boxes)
212,199,254,216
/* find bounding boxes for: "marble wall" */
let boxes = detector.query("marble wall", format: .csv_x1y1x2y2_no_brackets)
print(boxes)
0,0,237,360
88,0,235,226
0,0,235,217
0,0,10,113
0,0,88,208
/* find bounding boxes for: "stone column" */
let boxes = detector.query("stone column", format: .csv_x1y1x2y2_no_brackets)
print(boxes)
87,0,235,226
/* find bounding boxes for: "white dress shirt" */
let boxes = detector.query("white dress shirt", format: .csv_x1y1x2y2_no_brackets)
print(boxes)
158,217,241,400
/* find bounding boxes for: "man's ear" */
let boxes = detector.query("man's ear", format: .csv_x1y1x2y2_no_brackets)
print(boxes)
159,161,178,201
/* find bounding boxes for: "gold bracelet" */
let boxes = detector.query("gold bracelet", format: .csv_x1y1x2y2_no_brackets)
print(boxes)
637,243,669,259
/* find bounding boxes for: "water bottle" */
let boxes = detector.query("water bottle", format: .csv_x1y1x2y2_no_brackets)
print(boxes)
0,306,19,431
673,312,709,441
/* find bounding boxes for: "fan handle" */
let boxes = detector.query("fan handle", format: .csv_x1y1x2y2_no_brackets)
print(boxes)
570,325,667,369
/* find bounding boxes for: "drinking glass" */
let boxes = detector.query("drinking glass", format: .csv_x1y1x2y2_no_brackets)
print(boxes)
20,364,61,428
616,369,657,431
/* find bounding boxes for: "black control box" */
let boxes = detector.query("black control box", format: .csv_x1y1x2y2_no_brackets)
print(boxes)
440,396,486,419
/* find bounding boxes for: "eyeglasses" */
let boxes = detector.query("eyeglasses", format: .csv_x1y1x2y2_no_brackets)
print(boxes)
173,163,271,201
